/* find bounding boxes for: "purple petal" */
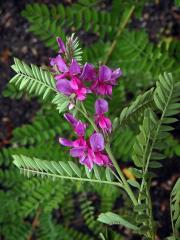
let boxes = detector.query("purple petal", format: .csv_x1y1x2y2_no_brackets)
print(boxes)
56,55,68,72
70,77,79,90
93,152,110,166
95,98,108,114
90,133,104,152
64,113,78,126
99,65,112,82
69,59,81,75
59,138,73,147
112,68,122,80
50,57,56,66
55,72,69,80
106,85,112,95
70,147,85,157
80,63,96,81
76,87,87,101
80,155,93,171
97,116,112,133
75,121,86,136
56,79,73,95
56,37,66,53
73,138,87,147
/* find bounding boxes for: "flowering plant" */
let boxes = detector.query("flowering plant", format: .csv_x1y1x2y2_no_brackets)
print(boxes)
9,34,180,240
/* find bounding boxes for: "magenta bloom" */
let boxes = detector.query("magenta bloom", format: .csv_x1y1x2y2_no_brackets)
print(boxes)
95,99,112,133
59,114,87,151
80,63,97,81
54,59,88,101
59,113,110,170
91,65,122,95
70,133,110,171
56,37,66,53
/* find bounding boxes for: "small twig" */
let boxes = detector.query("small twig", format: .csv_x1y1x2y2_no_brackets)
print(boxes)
103,5,135,65
27,209,41,240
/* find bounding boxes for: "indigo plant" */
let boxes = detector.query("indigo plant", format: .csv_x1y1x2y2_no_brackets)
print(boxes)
8,34,180,240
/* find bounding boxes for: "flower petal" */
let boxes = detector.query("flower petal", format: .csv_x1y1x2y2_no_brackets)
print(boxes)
98,116,112,133
69,59,81,75
80,155,93,171
80,63,96,81
73,138,87,147
56,55,68,72
56,79,73,95
93,152,110,166
70,147,85,157
75,121,86,136
70,77,79,90
95,98,108,114
56,37,66,53
90,133,104,152
64,113,78,126
59,138,73,147
99,65,112,82
112,68,122,80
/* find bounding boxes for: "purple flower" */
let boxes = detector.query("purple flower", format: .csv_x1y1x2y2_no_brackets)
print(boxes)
56,37,66,53
91,65,122,95
80,63,97,81
50,55,68,73
70,133,110,170
95,99,112,133
89,133,111,167
64,113,86,136
53,59,88,101
56,76,88,101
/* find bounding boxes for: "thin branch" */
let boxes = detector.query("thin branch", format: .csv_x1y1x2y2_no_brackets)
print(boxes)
103,5,135,65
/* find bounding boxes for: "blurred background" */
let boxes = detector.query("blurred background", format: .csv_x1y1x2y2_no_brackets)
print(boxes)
0,0,180,239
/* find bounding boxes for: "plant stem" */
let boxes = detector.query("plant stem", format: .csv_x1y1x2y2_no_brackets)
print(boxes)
105,144,138,206
76,102,138,206
103,5,135,65
146,184,155,240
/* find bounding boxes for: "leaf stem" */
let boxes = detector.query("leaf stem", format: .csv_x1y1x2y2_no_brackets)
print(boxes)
20,168,122,187
75,102,138,205
103,5,135,65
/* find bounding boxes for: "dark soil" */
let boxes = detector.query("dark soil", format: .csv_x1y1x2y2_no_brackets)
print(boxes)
0,0,179,240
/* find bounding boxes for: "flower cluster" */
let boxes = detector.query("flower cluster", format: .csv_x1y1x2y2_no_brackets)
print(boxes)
51,37,122,170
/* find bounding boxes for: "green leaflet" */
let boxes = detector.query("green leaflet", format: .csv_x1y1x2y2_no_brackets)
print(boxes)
98,212,138,230
120,87,154,125
10,58,69,114
170,179,180,238
12,155,119,187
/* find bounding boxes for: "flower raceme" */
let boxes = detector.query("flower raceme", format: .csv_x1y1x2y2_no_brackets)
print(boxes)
51,36,122,170
50,37,122,100
59,114,111,170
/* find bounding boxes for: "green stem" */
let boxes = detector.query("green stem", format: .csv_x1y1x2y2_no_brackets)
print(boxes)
75,102,137,206
103,5,135,65
105,144,138,206
20,168,122,187
146,184,155,240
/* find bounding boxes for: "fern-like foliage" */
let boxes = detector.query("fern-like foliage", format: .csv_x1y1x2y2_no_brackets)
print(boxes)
10,58,69,113
21,2,119,50
131,72,180,236
110,31,179,79
12,110,67,145
10,58,56,99
119,87,155,125
13,154,120,187
170,179,180,239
